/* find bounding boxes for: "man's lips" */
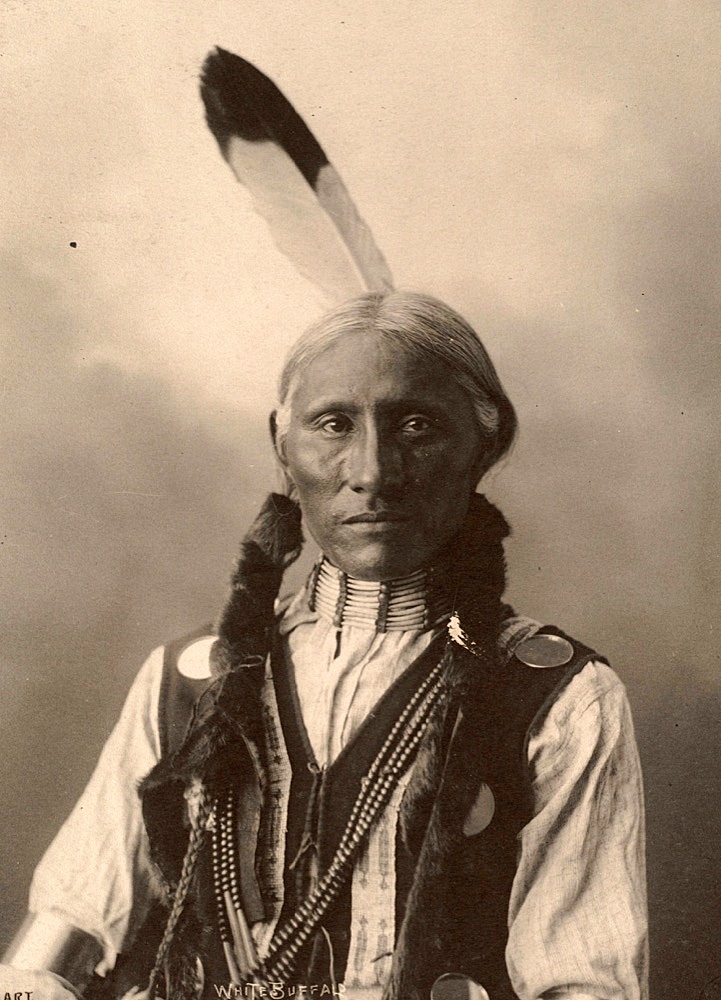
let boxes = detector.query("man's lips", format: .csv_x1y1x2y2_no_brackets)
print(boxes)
342,511,410,524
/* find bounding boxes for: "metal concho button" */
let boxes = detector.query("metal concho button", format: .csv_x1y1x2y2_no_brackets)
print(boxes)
431,973,490,1000
463,782,495,837
514,633,574,669
177,636,216,679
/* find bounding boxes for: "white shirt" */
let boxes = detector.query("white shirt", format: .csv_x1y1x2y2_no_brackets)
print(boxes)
28,596,648,1000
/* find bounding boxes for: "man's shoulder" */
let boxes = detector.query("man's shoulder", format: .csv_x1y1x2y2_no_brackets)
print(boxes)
493,617,629,773
149,625,217,758
496,614,607,672
493,614,618,729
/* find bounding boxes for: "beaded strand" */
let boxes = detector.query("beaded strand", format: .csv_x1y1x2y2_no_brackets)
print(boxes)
211,787,259,980
262,679,445,983
250,654,449,985
210,803,230,943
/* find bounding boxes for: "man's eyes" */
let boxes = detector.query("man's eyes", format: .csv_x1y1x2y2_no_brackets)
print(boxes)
399,416,434,436
316,414,353,435
312,414,437,437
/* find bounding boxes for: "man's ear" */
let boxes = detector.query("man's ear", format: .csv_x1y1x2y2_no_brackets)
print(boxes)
269,410,290,470
269,410,279,447
270,411,297,498
469,438,490,487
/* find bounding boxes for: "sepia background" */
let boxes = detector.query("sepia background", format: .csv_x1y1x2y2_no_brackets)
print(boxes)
1,2,720,997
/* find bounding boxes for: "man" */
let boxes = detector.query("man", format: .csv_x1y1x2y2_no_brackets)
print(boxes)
4,291,648,1000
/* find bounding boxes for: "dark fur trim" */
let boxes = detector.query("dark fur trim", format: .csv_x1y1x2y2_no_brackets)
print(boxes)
388,495,518,999
213,492,303,673
141,492,303,813
138,494,303,999
395,494,511,855
447,492,512,633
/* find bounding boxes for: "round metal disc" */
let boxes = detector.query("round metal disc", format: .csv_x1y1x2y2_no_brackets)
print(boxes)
177,636,215,679
463,782,495,837
514,633,574,669
431,974,490,1000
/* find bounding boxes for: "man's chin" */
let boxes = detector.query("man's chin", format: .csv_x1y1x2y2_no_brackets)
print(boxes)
329,538,431,581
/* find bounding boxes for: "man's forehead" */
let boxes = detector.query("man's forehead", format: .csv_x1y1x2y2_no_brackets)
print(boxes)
288,332,475,420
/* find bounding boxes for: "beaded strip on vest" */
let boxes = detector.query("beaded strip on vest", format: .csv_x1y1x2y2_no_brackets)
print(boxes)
308,557,451,632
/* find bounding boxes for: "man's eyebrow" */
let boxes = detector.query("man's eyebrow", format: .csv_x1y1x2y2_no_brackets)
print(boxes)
382,397,447,413
299,397,449,418
300,399,363,417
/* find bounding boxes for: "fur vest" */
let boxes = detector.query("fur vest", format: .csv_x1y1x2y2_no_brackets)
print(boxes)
104,619,603,1000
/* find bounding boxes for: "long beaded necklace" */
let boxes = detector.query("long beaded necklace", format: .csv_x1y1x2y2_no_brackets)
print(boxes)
210,787,258,979
209,643,451,988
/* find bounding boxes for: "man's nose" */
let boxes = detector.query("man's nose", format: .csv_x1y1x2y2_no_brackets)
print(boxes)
347,426,403,495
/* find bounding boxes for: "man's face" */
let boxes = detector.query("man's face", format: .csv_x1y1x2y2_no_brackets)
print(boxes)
274,331,485,580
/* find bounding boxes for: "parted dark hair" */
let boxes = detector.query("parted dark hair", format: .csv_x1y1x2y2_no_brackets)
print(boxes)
275,290,517,478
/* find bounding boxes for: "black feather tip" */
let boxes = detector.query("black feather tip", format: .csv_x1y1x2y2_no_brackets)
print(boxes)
200,47,328,188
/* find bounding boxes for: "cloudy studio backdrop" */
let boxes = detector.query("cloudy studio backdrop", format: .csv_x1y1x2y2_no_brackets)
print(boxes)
2,3,720,997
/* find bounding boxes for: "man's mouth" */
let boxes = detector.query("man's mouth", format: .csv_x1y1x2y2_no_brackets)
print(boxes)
342,511,409,524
